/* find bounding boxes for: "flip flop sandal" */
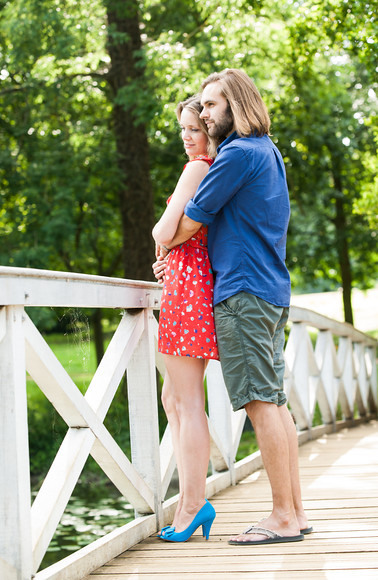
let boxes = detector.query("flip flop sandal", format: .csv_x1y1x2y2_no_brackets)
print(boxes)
300,526,313,535
228,525,305,545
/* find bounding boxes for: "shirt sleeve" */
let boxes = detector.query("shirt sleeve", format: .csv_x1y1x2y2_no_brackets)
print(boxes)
184,144,251,225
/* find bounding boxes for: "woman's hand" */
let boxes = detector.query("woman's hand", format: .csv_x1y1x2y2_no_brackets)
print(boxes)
153,255,168,284
155,243,170,260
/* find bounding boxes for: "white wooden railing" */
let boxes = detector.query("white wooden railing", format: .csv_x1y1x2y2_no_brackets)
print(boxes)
0,266,376,580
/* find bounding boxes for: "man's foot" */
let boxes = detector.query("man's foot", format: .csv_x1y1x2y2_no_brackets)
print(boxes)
295,509,312,535
228,525,304,545
300,526,313,535
229,515,301,544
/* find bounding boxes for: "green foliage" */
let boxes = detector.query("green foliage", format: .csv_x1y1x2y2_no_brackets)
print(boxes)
0,0,376,320
0,0,121,281
267,1,377,304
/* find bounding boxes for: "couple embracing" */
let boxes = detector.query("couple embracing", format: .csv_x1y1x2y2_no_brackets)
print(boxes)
152,68,312,546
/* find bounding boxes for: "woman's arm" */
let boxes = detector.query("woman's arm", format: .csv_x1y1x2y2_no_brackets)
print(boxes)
152,160,210,247
162,214,202,251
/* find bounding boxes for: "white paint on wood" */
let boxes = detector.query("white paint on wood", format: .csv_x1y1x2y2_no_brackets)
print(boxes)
367,347,378,407
0,307,32,580
29,311,158,571
0,266,162,309
289,305,376,346
207,417,229,473
0,307,6,344
285,322,322,430
0,267,376,580
0,557,19,580
337,336,357,418
207,360,235,479
315,330,340,423
127,309,162,525
159,425,176,499
231,409,248,463
354,343,367,411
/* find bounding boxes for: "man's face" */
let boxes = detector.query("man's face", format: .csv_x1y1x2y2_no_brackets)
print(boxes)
200,82,234,140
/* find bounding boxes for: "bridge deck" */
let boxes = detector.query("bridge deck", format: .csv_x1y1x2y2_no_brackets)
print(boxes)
85,420,378,579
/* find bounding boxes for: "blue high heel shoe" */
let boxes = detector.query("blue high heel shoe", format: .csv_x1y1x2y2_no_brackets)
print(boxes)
158,525,172,538
159,500,216,542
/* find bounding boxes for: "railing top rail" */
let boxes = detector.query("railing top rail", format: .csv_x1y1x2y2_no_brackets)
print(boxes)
289,305,377,346
0,266,160,289
0,266,375,346
0,266,162,309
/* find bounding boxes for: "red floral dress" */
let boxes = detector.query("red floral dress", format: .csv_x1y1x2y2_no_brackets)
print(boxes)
158,156,219,359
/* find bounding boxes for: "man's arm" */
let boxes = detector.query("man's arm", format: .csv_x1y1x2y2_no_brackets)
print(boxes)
163,214,202,252
163,146,247,253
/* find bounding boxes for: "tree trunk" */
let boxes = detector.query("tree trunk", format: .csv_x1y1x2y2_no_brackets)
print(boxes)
105,0,155,282
332,170,354,325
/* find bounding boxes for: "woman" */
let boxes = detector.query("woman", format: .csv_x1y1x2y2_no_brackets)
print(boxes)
152,96,218,543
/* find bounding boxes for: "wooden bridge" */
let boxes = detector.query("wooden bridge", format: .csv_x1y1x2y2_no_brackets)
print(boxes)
0,266,377,580
85,420,378,580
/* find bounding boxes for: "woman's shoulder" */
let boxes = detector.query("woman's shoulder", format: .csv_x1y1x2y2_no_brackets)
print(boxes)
185,155,214,168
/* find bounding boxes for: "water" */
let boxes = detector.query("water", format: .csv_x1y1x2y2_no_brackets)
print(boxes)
38,476,179,571
39,491,134,570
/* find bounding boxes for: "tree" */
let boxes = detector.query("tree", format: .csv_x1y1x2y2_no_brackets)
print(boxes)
0,0,159,360
272,0,377,324
0,0,376,331
104,0,155,281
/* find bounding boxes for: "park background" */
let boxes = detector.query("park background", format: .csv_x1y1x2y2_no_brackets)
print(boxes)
0,0,377,569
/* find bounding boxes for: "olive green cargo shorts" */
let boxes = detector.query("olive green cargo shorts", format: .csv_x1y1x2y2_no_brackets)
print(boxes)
214,292,289,412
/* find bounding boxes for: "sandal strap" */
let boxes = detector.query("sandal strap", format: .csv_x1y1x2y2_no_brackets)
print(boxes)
243,525,282,539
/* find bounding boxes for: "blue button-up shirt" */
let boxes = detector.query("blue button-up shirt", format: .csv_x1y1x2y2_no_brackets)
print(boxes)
184,131,291,307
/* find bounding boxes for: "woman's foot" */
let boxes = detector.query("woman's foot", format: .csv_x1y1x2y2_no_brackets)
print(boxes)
171,502,206,534
159,500,216,543
158,495,185,537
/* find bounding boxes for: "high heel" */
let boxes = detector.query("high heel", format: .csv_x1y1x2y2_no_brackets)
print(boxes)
159,500,216,542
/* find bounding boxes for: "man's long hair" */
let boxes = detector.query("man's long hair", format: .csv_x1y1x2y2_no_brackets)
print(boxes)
202,69,271,137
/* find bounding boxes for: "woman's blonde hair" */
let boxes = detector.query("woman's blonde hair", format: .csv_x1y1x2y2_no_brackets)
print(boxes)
176,95,218,158
201,69,271,137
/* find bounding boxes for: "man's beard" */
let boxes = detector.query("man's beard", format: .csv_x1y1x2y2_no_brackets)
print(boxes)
208,106,234,141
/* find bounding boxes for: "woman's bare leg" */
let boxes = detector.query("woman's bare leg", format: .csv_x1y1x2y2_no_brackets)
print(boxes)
163,354,209,532
161,373,184,526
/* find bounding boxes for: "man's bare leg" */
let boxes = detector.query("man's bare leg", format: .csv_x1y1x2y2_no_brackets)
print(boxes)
229,400,301,543
278,404,310,531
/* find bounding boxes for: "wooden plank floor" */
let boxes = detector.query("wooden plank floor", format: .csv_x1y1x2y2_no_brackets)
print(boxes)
85,420,378,579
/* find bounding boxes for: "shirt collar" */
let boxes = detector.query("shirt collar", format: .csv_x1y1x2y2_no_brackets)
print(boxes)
217,131,239,153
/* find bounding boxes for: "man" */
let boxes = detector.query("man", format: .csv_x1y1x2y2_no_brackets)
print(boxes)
160,68,311,545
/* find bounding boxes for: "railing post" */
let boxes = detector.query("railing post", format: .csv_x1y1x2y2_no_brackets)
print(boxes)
127,308,162,527
314,330,340,426
207,360,237,483
0,306,32,580
366,346,378,413
354,342,369,416
285,321,320,431
337,336,356,420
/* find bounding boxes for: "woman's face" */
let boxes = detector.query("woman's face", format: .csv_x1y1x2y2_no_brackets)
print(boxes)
179,108,209,160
